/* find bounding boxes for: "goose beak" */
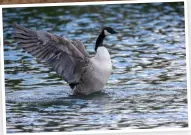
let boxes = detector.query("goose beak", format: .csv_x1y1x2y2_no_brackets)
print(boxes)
111,30,118,34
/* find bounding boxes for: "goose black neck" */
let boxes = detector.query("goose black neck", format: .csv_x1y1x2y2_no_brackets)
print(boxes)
95,31,105,52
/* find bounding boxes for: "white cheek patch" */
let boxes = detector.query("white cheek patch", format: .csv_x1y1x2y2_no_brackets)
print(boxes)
104,30,111,36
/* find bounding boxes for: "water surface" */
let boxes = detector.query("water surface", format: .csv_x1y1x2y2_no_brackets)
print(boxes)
3,2,188,133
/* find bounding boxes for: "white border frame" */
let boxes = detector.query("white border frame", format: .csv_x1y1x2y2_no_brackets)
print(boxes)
0,0,188,7
0,0,190,135
0,4,6,135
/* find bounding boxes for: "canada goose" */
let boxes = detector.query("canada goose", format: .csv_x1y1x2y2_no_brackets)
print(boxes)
13,23,117,95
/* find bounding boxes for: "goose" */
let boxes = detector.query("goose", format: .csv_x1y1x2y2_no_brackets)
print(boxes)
13,23,118,95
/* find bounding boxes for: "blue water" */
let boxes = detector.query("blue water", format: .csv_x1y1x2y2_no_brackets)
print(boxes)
3,2,188,133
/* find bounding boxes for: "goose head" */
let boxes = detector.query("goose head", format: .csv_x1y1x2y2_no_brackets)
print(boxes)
95,27,117,52
103,27,118,36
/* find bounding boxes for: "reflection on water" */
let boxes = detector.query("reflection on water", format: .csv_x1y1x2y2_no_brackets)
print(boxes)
3,2,187,133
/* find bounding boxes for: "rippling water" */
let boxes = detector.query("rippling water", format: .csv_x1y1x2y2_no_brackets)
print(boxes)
3,2,188,133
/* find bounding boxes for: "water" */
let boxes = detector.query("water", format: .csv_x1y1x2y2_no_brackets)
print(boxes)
2,2,188,133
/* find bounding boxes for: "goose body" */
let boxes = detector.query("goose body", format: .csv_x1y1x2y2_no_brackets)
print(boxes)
74,47,112,95
13,23,117,95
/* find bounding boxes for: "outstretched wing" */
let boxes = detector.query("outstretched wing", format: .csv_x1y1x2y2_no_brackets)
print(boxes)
71,39,90,57
13,23,89,84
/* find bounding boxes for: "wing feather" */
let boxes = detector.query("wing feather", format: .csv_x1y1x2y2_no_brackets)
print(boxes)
13,23,89,84
71,39,90,57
